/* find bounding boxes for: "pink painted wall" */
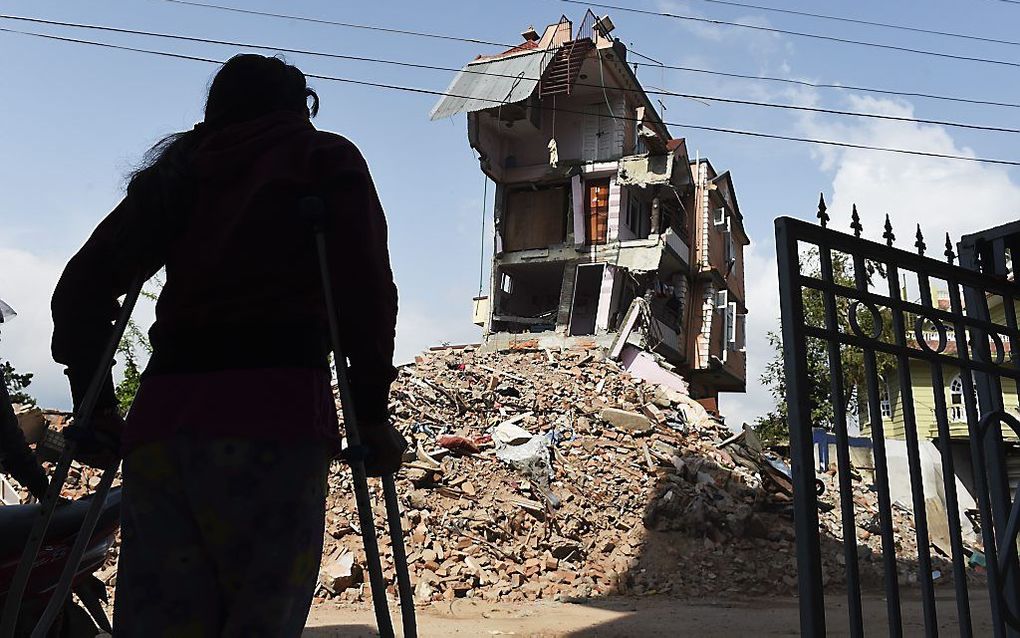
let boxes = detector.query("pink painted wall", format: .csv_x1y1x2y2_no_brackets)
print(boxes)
619,344,689,393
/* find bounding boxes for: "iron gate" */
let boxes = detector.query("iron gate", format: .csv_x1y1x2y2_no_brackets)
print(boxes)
776,203,1020,636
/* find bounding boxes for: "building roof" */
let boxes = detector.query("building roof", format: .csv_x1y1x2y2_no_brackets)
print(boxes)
429,47,557,121
475,40,539,61
666,138,687,154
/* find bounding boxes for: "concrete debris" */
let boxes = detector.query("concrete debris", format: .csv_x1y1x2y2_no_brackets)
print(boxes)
320,550,364,594
12,404,47,444
316,347,971,604
600,407,653,433
30,348,979,608
493,432,552,488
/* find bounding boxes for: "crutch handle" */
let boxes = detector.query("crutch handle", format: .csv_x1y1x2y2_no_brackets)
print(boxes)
299,195,327,229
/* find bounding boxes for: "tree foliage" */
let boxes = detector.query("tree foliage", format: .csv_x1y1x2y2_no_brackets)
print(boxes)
114,282,160,415
755,248,894,442
2,359,34,405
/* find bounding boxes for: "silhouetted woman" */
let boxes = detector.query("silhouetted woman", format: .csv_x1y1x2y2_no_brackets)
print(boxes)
50,54,405,636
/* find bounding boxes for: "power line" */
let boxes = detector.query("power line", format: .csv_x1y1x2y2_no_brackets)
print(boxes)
686,0,1020,48
563,0,1020,69
160,0,514,48
2,26,1019,167
159,0,1020,111
626,52,1020,111
2,14,1019,135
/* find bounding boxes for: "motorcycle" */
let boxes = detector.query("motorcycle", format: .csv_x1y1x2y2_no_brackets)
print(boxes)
0,487,119,637
1,296,118,637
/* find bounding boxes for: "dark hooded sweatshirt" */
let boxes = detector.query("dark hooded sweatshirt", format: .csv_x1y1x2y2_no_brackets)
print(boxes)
51,112,397,451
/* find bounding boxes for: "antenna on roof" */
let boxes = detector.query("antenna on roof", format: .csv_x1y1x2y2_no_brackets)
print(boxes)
521,26,539,42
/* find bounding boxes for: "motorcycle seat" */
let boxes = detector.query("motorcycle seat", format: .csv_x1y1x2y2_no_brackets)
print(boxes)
0,487,121,551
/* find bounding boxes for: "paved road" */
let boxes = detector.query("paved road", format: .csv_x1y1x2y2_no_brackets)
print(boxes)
304,590,994,636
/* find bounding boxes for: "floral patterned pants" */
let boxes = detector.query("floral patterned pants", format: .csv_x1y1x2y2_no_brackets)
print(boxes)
113,436,330,637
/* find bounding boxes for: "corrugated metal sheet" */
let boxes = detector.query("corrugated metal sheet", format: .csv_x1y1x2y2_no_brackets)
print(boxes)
429,48,556,121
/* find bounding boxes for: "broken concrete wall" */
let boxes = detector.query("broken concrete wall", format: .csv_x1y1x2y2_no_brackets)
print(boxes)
492,262,565,327
617,153,673,187
884,439,980,553
619,343,689,393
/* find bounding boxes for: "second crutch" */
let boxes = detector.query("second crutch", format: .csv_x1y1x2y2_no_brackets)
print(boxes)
302,195,417,638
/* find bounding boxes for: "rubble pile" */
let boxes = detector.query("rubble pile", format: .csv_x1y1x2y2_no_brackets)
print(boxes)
16,348,966,606
318,346,957,604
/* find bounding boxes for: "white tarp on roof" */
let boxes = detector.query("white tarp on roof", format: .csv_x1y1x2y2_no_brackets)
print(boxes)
429,48,556,121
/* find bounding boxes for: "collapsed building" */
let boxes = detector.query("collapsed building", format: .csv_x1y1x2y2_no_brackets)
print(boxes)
430,11,749,407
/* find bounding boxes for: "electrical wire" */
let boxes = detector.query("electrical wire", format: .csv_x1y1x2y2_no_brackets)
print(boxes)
2,14,1018,135
596,46,617,118
562,0,1020,69
2,25,1020,167
686,0,1020,48
156,0,1020,111
625,52,1020,111
160,0,514,48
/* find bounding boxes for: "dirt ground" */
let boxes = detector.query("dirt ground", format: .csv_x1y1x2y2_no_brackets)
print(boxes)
303,590,994,637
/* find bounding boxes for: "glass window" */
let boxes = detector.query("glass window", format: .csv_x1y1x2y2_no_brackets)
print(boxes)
950,374,965,422
879,381,893,419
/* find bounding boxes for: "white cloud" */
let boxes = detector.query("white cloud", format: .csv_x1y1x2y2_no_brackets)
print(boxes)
800,96,1020,242
722,94,1020,429
0,245,161,411
721,243,778,427
0,247,68,408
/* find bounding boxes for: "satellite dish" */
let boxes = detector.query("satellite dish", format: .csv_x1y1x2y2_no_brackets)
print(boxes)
0,298,16,324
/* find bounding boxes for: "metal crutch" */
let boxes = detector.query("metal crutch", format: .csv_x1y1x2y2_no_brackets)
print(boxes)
302,196,417,638
1,273,144,638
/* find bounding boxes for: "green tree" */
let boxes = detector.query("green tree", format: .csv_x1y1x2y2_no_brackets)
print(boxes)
756,249,893,442
114,282,160,414
2,359,35,405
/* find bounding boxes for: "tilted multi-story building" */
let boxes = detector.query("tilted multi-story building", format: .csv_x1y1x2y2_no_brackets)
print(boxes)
431,11,749,406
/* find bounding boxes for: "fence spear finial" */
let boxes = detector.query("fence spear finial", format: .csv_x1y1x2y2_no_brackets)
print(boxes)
915,224,926,256
817,192,829,227
883,213,895,246
850,204,863,237
945,232,956,264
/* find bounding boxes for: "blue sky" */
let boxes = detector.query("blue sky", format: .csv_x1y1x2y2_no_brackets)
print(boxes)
2,0,1019,424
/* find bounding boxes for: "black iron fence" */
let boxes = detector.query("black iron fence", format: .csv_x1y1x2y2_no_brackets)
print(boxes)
776,201,1020,636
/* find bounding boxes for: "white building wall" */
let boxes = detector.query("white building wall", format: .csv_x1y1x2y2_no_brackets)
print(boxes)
698,284,715,369
607,175,622,242
699,162,711,270
595,264,616,332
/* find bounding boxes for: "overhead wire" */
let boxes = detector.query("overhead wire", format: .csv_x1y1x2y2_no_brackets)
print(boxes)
2,25,1020,167
2,13,1019,135
562,0,1020,69
686,0,1020,48
625,52,1020,111
160,0,514,48
156,0,1020,111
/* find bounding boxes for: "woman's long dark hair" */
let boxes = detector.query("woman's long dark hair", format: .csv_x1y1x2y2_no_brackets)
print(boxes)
129,54,319,199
